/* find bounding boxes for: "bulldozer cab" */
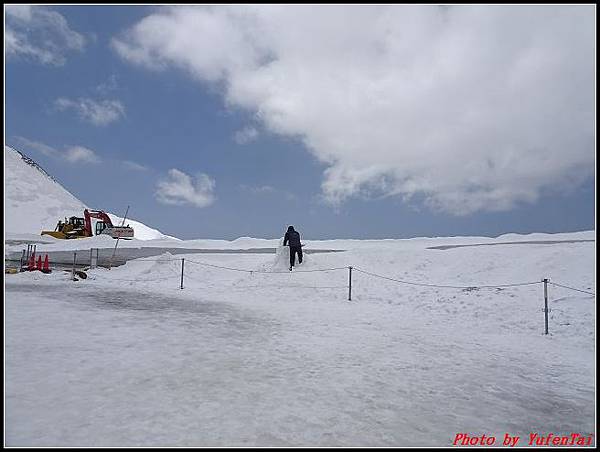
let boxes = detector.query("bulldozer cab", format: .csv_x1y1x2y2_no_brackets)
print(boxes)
60,217,85,236
69,217,85,228
56,217,83,231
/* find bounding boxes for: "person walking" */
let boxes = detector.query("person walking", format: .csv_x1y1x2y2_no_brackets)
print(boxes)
283,225,303,271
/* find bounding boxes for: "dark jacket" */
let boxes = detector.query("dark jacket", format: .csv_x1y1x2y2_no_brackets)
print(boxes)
283,226,301,247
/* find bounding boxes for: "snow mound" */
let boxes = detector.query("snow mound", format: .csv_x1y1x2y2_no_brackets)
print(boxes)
264,238,309,272
106,213,179,241
134,252,181,279
89,252,182,284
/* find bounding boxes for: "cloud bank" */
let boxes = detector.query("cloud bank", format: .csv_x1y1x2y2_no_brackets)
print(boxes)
6,5,85,66
114,5,595,214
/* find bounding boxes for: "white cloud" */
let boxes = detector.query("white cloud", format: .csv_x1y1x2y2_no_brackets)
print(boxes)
96,74,119,94
55,97,126,126
240,184,296,200
122,160,149,171
114,5,595,215
14,136,59,158
248,184,276,194
233,126,259,144
14,137,101,164
6,5,85,66
155,169,216,207
63,146,101,164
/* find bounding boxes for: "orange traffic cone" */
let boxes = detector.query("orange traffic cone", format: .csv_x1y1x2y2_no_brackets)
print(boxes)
36,255,42,271
42,254,51,273
28,253,36,271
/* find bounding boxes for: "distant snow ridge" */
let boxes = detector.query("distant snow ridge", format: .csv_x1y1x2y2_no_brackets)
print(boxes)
5,145,177,240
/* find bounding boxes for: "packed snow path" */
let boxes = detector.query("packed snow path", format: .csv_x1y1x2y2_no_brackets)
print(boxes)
6,281,594,447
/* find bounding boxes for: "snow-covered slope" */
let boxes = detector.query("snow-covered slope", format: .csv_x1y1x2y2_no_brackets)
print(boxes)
4,146,176,240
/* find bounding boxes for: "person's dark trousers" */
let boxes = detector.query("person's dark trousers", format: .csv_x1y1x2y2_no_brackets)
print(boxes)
289,246,303,268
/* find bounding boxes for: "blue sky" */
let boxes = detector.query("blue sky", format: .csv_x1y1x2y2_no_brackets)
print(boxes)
5,5,595,240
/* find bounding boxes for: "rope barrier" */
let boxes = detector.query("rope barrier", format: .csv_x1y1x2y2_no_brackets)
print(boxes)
549,282,595,296
57,250,593,302
185,259,254,273
185,258,346,274
110,259,179,264
49,247,593,336
259,267,348,274
352,267,541,290
90,273,179,283
228,284,348,289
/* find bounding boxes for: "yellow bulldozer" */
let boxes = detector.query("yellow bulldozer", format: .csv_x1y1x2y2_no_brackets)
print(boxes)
41,216,88,239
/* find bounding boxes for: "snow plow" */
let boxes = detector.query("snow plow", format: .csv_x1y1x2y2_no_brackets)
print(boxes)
41,209,134,239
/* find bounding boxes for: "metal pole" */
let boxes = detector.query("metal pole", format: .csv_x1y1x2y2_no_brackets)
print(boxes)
109,241,118,270
120,205,130,227
72,251,77,281
109,205,130,270
348,266,353,301
543,278,549,335
26,244,30,262
90,248,97,269
180,258,185,289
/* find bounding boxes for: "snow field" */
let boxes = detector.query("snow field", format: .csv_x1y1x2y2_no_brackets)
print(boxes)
5,235,595,446
79,243,595,338
15,238,595,347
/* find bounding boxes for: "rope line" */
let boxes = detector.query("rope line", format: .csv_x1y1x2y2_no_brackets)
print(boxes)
185,259,253,273
185,258,346,274
62,251,592,296
102,259,178,264
549,282,595,296
228,284,348,289
90,274,178,283
260,267,348,274
353,267,540,290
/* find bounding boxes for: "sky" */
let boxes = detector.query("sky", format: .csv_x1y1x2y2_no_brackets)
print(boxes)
4,4,596,240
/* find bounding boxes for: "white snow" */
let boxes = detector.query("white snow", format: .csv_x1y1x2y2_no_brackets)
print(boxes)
4,146,174,240
4,232,595,446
